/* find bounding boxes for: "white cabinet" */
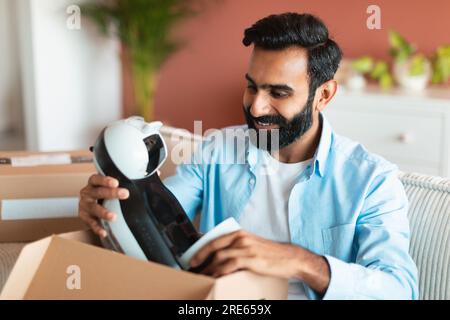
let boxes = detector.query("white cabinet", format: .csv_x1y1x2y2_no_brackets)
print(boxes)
324,85,450,177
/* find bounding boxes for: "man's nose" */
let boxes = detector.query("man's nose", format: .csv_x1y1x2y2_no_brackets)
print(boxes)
250,92,271,117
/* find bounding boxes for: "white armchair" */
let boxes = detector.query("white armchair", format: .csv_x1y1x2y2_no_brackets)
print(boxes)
399,172,450,300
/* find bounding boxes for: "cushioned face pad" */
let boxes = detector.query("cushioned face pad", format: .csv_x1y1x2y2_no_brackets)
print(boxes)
143,134,166,176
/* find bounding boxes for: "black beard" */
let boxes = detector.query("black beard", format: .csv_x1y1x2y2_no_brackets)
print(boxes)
243,97,314,152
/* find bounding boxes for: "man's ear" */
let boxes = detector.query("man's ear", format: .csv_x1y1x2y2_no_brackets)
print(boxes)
315,80,338,112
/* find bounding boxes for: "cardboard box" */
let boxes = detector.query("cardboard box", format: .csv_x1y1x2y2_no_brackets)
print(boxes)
0,150,95,242
0,230,288,300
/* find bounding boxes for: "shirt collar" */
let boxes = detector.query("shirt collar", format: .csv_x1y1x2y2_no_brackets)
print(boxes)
313,113,333,177
246,113,333,178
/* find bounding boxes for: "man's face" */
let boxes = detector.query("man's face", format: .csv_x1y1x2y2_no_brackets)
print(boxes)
243,47,316,151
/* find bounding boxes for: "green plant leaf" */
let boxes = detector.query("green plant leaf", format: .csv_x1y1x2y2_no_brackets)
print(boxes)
370,61,388,80
379,73,394,90
351,56,374,73
431,44,450,84
409,54,426,76
388,30,415,61
432,68,444,84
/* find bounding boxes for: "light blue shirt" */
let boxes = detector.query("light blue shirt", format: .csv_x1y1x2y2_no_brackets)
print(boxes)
163,114,419,300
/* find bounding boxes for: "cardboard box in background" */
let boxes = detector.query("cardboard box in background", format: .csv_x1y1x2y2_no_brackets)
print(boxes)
0,230,288,300
0,150,95,242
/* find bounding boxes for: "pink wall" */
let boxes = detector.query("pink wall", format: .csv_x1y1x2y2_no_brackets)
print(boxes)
155,0,450,131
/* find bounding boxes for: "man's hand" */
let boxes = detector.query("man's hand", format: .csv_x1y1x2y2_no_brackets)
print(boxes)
189,229,331,295
79,171,160,238
78,174,129,238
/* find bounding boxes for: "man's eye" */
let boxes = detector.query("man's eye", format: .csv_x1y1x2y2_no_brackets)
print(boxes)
271,91,288,98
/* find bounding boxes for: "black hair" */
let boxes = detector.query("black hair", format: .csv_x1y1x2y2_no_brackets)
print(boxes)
243,13,342,95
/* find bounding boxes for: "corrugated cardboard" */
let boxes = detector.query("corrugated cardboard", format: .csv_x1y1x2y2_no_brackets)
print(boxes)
0,150,95,242
0,230,288,300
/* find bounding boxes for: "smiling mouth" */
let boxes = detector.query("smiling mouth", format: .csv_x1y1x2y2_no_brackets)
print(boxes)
254,120,278,129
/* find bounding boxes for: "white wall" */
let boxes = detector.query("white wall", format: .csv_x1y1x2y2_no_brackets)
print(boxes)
17,0,122,151
0,0,23,133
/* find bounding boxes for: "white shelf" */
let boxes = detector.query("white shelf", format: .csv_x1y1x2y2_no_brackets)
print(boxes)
325,85,450,177
338,84,450,101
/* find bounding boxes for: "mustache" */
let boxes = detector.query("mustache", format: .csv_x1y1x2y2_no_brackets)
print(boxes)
243,106,288,127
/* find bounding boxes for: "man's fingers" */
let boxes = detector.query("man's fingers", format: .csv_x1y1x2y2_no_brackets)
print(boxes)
84,186,129,201
88,174,118,188
79,200,116,223
79,210,107,238
88,202,116,221
211,257,255,278
79,174,123,238
190,230,247,267
201,248,252,275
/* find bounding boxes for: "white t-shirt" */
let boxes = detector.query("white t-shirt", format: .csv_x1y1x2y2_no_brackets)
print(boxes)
238,150,313,300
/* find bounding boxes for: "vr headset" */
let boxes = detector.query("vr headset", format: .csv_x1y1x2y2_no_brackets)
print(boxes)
91,117,203,270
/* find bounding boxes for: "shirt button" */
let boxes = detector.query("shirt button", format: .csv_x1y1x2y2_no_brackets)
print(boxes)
249,178,255,185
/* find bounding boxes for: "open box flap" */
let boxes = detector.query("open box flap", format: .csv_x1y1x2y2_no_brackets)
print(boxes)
0,236,53,299
11,234,216,299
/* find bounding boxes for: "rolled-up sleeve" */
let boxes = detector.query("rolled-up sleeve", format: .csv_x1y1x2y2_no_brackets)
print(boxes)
322,166,419,300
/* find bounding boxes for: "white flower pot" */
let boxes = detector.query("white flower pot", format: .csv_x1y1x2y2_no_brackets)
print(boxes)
393,58,431,91
345,71,367,91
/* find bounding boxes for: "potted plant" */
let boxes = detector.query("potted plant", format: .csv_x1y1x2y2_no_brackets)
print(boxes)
81,0,198,120
369,60,394,90
389,31,431,91
346,56,373,90
348,56,394,91
345,32,448,92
